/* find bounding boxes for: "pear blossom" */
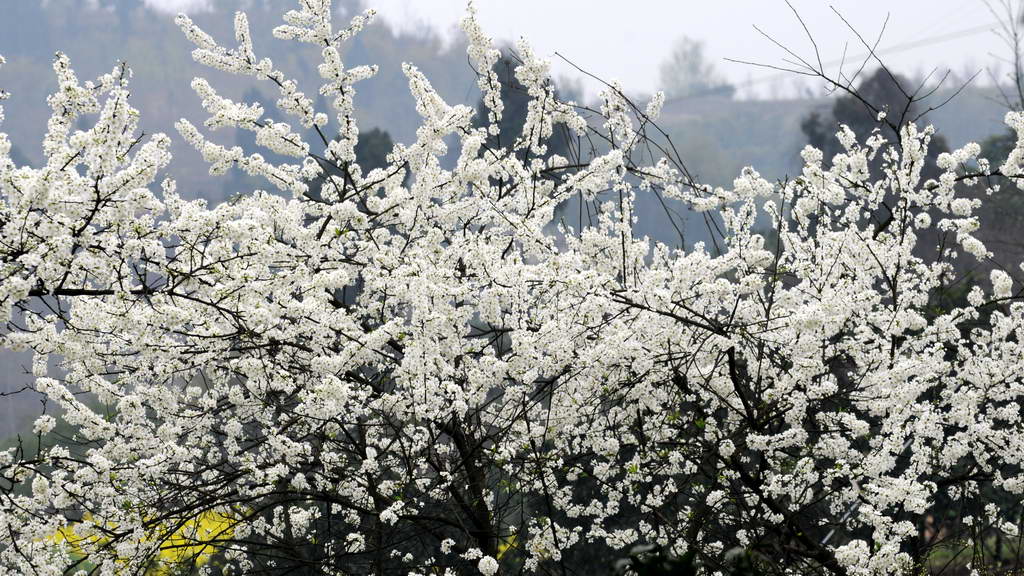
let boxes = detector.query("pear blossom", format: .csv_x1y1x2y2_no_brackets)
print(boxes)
0,3,1023,576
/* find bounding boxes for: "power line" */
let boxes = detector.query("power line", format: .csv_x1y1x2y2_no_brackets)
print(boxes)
666,20,1000,103
739,20,998,92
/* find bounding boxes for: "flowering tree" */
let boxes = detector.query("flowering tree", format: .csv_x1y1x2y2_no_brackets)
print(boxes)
1,2,1024,575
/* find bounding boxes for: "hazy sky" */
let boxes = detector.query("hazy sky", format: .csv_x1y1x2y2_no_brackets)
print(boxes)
155,1,1011,100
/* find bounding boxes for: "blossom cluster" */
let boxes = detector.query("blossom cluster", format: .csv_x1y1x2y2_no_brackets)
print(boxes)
1,2,1023,576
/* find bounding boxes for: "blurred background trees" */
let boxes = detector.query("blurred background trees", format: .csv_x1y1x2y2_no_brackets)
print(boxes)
659,36,736,100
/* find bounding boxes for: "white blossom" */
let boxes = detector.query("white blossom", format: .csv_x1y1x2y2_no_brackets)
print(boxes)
1,5,1023,576
478,555,499,575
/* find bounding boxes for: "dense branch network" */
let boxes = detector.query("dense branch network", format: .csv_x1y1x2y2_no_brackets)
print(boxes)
0,2,1023,576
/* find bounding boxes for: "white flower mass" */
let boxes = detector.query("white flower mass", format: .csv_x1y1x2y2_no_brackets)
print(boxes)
0,1,1023,575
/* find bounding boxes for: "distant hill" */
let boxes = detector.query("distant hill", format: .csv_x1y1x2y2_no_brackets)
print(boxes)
0,0,478,205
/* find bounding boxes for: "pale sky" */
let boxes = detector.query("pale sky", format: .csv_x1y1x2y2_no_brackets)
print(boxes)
155,0,1012,100
360,0,1007,99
